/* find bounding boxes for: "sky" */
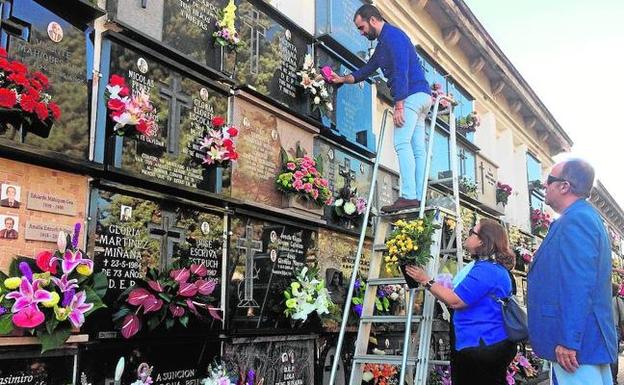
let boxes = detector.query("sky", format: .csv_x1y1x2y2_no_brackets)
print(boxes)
463,0,624,209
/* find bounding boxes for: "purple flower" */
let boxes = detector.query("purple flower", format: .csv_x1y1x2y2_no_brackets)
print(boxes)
0,306,6,316
67,290,94,328
246,369,256,385
377,288,386,298
5,277,53,313
354,279,361,291
52,274,79,293
72,222,81,249
19,262,33,282
353,304,363,317
62,288,75,307
51,249,94,275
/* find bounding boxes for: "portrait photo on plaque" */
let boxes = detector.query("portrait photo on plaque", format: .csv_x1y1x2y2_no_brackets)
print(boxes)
0,215,19,240
0,184,21,208
120,205,133,222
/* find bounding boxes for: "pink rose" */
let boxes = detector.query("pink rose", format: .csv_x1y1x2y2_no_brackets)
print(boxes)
286,162,296,171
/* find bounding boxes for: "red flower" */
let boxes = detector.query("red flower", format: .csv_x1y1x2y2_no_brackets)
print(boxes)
35,250,58,274
118,86,130,97
0,57,10,71
226,126,238,137
19,93,36,112
8,60,27,74
211,116,225,127
0,47,7,57
107,98,126,112
108,74,126,87
49,102,61,121
0,88,16,108
24,86,40,100
222,138,233,149
34,102,49,121
136,119,150,135
7,73,30,88
228,151,239,160
32,72,49,89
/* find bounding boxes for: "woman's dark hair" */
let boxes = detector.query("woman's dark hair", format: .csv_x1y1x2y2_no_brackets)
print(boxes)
472,218,515,270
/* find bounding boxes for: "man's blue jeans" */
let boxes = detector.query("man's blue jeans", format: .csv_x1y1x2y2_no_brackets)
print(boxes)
393,92,432,201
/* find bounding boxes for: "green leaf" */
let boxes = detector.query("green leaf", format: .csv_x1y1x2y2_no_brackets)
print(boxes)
39,325,71,353
315,155,324,174
84,287,106,316
112,307,130,322
46,316,59,335
382,297,390,311
352,298,362,305
165,317,175,329
92,272,108,298
157,292,173,303
179,315,189,328
280,148,290,166
0,314,14,335
283,291,291,299
8,259,19,277
0,270,9,282
375,298,383,311
147,316,162,331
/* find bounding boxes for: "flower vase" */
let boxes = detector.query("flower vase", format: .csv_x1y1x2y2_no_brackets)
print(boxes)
220,45,238,78
200,164,224,193
399,264,420,289
0,107,52,138
281,194,323,218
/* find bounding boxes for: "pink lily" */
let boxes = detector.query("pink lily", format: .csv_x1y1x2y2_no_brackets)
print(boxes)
51,249,94,275
67,290,94,328
5,277,53,313
52,274,79,293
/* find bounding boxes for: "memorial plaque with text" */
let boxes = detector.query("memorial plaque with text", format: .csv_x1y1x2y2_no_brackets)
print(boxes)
88,189,224,338
375,169,400,211
26,191,77,215
24,221,73,242
224,336,315,385
108,0,234,75
314,139,373,230
233,1,312,115
100,40,229,193
0,354,75,385
476,155,498,208
0,0,90,159
230,94,316,208
316,228,370,281
78,339,218,385
316,0,369,61
315,46,375,153
228,215,316,330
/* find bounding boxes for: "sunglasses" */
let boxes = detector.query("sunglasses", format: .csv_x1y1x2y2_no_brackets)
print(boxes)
468,228,480,237
546,174,572,186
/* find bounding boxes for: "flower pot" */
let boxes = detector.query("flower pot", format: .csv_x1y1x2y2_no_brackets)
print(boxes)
399,264,420,289
0,107,53,138
281,194,323,218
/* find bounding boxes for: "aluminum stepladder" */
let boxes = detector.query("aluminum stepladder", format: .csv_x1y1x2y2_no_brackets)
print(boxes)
328,95,463,385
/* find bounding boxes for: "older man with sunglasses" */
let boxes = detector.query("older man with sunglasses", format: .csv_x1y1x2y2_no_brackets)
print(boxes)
528,159,617,385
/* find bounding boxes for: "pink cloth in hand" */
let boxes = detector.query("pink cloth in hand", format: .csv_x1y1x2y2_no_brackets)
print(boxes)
321,66,334,83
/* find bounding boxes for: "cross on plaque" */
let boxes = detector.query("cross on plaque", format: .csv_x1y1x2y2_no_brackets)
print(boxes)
1,1,31,46
159,75,191,156
243,9,266,75
148,211,186,269
236,225,263,308
338,158,357,189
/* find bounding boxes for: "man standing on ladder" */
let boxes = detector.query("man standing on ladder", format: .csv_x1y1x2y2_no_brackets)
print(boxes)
328,4,431,213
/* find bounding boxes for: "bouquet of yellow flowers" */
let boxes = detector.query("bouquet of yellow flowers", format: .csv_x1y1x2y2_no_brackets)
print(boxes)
384,215,440,284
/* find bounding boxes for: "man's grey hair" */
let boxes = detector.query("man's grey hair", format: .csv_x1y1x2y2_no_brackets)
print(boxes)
560,158,595,198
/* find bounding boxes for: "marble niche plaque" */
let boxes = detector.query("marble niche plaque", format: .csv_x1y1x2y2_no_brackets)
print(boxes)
0,0,91,158
229,93,317,209
476,154,498,208
0,353,75,385
315,45,375,153
228,215,317,330
88,189,224,338
97,39,229,193
315,0,370,61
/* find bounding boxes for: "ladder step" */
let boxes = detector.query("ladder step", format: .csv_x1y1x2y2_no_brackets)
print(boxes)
359,315,423,324
373,244,387,252
379,205,458,219
366,277,408,285
440,248,457,254
429,360,451,365
353,354,418,365
429,177,453,185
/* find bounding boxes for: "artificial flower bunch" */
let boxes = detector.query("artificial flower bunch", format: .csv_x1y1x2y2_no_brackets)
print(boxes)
362,363,398,385
506,352,541,384
530,208,551,236
350,278,365,318
0,224,106,351
0,48,61,134
428,365,452,385
131,363,154,385
297,54,333,115
333,185,367,221
275,146,333,207
514,246,533,265
213,0,242,51
200,115,239,167
113,262,221,339
458,110,481,133
105,74,158,138
458,176,477,198
384,216,440,274
375,284,405,314
283,266,334,321
496,182,513,206
430,83,456,112
201,361,238,385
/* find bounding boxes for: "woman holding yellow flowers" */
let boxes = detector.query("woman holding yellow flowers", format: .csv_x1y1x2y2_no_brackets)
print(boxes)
405,218,517,385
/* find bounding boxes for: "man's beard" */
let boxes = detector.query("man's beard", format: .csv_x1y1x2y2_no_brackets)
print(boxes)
366,30,377,40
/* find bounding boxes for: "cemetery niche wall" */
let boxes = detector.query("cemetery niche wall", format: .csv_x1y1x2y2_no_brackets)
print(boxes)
0,0,93,160
87,188,225,339
0,350,76,385
315,0,370,63
96,38,231,194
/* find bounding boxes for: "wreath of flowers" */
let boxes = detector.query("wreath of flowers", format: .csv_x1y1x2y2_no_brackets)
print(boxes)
105,74,158,138
213,0,242,51
275,145,333,207
0,48,61,134
298,54,333,115
199,115,239,167
0,224,106,351
283,266,334,321
113,262,221,339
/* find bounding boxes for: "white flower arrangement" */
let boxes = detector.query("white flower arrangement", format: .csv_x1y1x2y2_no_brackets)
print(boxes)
297,54,333,115
201,362,238,385
283,266,334,321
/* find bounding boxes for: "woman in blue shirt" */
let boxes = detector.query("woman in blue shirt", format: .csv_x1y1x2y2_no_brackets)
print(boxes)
406,218,517,385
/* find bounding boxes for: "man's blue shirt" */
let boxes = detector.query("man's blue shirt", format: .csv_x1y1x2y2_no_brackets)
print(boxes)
453,260,511,351
351,23,430,103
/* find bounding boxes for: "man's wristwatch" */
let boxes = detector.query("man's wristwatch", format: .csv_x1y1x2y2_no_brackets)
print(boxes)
423,279,435,290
